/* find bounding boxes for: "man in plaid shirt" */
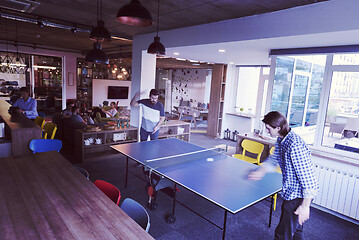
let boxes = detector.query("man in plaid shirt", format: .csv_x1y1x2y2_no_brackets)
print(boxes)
249,111,319,240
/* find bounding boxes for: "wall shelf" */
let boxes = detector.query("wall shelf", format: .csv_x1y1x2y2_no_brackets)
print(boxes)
75,126,138,162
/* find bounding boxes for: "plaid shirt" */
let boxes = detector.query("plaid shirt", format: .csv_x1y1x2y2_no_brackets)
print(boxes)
263,130,319,201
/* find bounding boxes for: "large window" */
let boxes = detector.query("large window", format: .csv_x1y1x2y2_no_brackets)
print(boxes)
270,53,359,158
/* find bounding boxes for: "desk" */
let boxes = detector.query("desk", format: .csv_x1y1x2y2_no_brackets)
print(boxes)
178,106,208,128
112,138,281,239
0,100,41,156
236,132,276,163
334,138,359,153
0,151,153,240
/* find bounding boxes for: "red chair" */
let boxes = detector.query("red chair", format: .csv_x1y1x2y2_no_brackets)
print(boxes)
94,180,121,206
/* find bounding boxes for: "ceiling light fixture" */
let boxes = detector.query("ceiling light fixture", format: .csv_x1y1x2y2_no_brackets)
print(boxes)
147,0,165,55
116,0,153,26
218,49,226,53
173,52,180,55
10,22,26,70
85,42,109,64
90,0,111,41
2,18,11,67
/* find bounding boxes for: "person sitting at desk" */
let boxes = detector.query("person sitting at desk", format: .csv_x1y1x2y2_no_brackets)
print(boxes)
102,101,118,118
12,87,38,119
70,106,94,125
62,101,74,116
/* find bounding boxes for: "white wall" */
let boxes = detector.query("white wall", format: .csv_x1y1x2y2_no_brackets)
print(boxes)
92,79,131,107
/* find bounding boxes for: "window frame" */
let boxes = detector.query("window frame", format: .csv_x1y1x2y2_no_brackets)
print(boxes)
268,54,359,161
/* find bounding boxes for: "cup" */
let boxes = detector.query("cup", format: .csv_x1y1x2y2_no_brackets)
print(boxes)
88,137,94,144
95,138,102,144
84,139,90,145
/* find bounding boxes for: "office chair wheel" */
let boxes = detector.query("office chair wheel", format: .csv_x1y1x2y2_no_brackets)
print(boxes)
166,214,176,224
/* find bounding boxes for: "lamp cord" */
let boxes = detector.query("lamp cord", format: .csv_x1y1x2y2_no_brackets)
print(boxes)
156,0,160,37
100,0,103,21
96,0,99,22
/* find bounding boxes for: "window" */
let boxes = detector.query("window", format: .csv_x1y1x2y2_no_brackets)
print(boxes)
269,53,359,158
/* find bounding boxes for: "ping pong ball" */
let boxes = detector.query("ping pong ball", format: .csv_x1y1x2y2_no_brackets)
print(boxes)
207,158,214,162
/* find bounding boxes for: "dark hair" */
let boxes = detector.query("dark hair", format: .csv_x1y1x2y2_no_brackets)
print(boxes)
71,106,79,113
19,87,29,94
66,101,74,107
110,101,116,105
262,111,290,136
149,89,159,96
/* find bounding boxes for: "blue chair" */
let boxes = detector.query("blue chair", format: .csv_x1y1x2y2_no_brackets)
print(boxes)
121,198,150,232
38,111,45,118
75,166,90,180
29,139,62,153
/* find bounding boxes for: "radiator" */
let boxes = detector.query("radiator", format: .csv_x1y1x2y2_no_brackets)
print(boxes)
313,163,359,221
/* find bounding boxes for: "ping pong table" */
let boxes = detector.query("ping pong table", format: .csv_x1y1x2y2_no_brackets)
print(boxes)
112,138,282,239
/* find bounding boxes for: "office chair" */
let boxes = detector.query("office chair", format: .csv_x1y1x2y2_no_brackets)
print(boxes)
42,122,57,139
94,180,121,206
232,139,264,165
29,139,62,153
121,198,150,232
34,116,45,131
75,166,90,180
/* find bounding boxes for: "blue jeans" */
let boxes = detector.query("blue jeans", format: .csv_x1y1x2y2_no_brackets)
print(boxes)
275,198,304,240
140,127,159,142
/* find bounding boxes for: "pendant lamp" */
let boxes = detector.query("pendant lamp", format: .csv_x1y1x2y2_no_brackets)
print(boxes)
85,42,109,64
147,0,165,55
90,0,111,41
116,0,153,26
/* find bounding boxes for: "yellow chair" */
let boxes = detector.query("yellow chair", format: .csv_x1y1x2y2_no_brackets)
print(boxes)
269,146,279,211
34,116,45,131
232,139,264,165
43,122,57,139
269,146,275,155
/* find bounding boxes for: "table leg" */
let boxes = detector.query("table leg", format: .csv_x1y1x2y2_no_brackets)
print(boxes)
166,183,177,223
269,194,274,227
222,210,228,240
125,157,128,188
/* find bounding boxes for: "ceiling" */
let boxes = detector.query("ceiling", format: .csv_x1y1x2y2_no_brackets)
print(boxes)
0,0,328,64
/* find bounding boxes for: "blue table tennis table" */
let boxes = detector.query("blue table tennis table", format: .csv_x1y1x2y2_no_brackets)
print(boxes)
112,138,282,239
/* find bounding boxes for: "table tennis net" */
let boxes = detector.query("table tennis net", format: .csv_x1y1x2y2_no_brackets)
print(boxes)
145,148,225,170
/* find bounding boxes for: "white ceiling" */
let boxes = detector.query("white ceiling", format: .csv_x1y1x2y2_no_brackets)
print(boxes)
163,29,359,66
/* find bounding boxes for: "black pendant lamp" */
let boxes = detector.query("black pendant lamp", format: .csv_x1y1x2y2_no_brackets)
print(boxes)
147,0,165,55
90,0,111,41
116,0,153,26
85,42,109,64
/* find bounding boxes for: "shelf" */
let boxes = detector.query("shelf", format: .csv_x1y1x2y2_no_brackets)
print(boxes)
84,139,137,148
159,133,189,138
84,150,118,160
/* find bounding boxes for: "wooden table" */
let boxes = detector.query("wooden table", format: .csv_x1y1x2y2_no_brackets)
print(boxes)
236,132,276,163
0,152,154,240
0,100,41,156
